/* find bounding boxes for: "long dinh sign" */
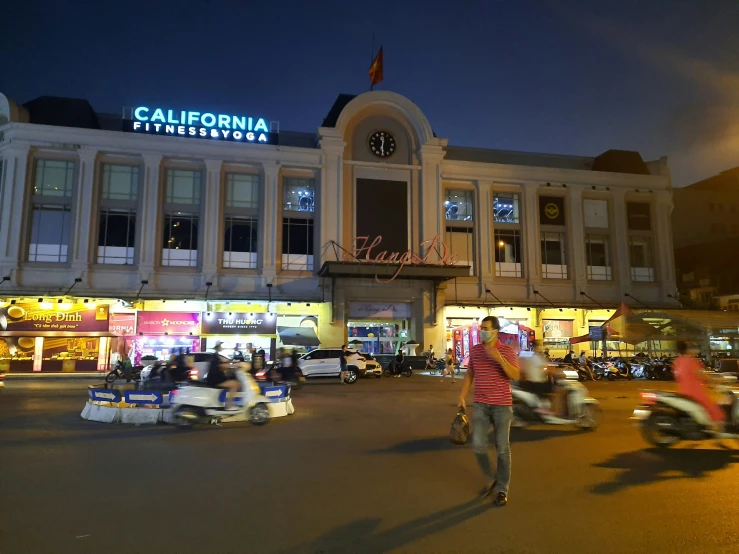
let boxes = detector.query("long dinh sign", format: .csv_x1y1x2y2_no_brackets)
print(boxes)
337,235,460,283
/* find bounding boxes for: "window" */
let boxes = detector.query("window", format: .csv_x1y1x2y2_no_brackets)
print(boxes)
629,236,654,282
626,202,651,230
162,169,201,267
583,199,611,281
493,192,522,277
28,160,75,262
494,229,522,277
539,196,568,279
223,174,259,269
493,193,520,224
282,177,315,270
445,189,474,275
585,234,611,280
626,201,655,282
541,231,568,279
97,164,139,264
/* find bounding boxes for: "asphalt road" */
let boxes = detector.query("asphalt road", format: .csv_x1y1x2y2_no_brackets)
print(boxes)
1,376,738,554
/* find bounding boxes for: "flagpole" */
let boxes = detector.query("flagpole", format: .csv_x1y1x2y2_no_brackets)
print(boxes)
370,32,375,91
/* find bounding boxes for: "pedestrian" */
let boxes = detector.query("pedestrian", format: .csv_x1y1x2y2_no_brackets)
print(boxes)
458,315,520,507
339,344,349,384
441,347,457,383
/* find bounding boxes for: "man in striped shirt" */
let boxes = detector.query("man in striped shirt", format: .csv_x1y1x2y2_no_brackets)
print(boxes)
459,315,520,506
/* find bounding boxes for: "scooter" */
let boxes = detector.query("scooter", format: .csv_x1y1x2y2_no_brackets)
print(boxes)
604,359,633,381
170,363,271,429
383,360,413,378
632,381,739,448
105,360,143,384
511,380,601,429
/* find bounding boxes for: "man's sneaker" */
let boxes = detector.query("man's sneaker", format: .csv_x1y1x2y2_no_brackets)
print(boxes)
494,492,508,507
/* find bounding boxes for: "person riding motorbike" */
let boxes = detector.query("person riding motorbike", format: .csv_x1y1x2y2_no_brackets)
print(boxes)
674,340,725,428
563,350,575,364
519,341,566,417
394,350,405,378
206,342,240,410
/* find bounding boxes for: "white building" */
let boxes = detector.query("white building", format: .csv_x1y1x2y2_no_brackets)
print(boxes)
0,90,678,362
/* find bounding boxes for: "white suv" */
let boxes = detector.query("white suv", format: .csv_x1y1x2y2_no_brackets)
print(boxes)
298,348,367,383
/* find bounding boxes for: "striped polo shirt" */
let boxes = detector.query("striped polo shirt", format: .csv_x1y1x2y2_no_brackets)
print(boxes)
469,341,519,406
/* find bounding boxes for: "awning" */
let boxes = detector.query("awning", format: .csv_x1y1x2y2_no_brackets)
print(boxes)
278,326,320,347
318,261,471,281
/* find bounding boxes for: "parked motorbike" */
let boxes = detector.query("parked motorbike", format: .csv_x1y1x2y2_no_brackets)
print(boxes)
511,380,601,429
632,381,739,447
572,361,596,381
170,363,271,429
105,360,143,384
604,359,633,381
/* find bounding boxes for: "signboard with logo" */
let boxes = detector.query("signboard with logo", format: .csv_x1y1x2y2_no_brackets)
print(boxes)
122,106,278,145
589,326,604,340
109,314,136,336
136,312,200,335
0,303,109,333
348,303,412,320
539,196,566,226
201,312,277,335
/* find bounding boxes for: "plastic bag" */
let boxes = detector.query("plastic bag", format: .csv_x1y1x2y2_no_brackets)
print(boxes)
449,407,470,445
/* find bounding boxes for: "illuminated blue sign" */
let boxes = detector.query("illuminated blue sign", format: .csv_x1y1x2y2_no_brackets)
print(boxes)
122,106,277,145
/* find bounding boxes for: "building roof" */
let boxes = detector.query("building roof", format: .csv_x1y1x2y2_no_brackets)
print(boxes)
23,96,101,130
321,94,357,127
445,146,595,170
592,149,650,175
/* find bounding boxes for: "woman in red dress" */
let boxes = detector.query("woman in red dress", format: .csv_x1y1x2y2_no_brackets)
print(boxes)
673,341,725,424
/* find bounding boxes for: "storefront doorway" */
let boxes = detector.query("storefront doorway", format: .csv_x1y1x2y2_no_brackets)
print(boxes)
347,301,413,355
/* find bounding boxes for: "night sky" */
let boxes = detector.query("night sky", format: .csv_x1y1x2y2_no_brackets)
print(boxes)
3,0,739,186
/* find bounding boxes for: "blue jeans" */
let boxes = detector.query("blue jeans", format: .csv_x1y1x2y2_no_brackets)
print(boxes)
471,403,512,495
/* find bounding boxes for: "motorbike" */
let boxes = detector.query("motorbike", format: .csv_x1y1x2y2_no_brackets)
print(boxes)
604,359,633,381
383,360,413,378
170,363,271,429
632,380,739,447
572,361,596,381
105,360,143,384
511,380,601,429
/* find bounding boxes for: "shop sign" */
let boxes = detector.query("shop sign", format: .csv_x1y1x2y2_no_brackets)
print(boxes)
542,319,574,339
539,196,566,226
0,303,109,332
348,303,412,319
342,234,459,283
136,312,201,335
122,106,278,144
589,326,604,340
201,312,277,335
110,314,136,336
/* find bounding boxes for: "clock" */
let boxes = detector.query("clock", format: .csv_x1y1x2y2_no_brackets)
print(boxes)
368,131,396,158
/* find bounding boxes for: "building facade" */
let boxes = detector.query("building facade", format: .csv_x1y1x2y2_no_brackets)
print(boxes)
0,90,678,370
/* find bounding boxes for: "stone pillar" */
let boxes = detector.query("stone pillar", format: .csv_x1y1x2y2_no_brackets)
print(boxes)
476,181,494,278
71,148,98,277
260,162,280,282
523,183,541,290
568,186,586,285
0,144,30,274
201,159,223,275
419,144,445,258
317,134,345,264
138,155,162,281
611,188,631,291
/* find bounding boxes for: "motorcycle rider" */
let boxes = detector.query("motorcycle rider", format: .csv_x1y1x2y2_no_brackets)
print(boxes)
206,341,240,411
674,340,725,428
563,350,575,364
520,341,567,417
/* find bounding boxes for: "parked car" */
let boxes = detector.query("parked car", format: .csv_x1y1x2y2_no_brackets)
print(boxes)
359,352,383,377
298,348,368,383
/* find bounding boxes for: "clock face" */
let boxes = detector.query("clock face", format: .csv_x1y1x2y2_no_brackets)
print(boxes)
368,131,396,158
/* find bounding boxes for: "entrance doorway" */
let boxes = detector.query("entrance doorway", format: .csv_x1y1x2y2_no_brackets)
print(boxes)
347,319,409,355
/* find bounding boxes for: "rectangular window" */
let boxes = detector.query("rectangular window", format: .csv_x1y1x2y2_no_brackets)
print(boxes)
585,234,611,280
629,236,654,282
493,193,520,224
541,231,568,279
224,173,259,269
283,177,315,212
98,164,139,264
162,169,201,267
445,189,474,275
162,213,199,267
98,209,136,264
29,160,75,262
494,229,522,278
626,202,651,230
282,177,315,270
223,216,258,269
583,199,609,228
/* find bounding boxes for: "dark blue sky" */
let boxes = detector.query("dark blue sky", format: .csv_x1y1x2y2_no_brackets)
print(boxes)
3,0,739,186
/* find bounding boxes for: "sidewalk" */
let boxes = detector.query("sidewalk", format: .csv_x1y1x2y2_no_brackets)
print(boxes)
3,372,105,380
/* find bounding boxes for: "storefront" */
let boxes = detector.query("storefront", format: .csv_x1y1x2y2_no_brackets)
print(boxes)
0,300,112,372
542,319,575,356
201,311,277,361
347,302,412,355
130,311,201,364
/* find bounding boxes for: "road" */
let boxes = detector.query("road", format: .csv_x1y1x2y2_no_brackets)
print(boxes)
1,376,738,554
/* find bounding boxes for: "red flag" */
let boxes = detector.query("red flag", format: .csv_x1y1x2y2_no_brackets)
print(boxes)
369,47,383,89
